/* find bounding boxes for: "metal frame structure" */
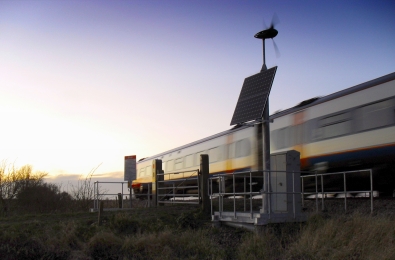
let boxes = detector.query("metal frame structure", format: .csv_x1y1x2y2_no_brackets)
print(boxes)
210,169,306,229
156,169,200,205
92,181,131,211
301,169,374,213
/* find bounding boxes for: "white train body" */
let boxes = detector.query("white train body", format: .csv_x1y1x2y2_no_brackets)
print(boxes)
132,72,395,195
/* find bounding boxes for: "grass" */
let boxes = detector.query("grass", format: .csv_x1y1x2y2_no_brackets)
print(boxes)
0,200,394,259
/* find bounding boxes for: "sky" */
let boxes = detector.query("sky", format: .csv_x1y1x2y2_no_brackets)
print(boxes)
1,0,394,186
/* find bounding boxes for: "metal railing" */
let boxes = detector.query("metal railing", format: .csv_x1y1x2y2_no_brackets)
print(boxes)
93,181,131,211
156,169,200,205
301,169,374,213
210,168,375,222
210,169,303,221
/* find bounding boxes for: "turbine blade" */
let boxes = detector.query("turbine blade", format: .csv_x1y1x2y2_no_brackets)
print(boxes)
272,39,281,58
271,13,280,28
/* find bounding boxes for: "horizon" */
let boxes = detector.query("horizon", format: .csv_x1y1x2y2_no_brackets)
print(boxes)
1,0,394,183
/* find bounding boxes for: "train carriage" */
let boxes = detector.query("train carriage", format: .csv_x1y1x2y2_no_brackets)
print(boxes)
132,72,395,197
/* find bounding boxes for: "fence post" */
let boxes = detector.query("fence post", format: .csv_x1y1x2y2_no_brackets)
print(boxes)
117,193,122,208
98,201,103,225
152,159,163,207
200,154,210,216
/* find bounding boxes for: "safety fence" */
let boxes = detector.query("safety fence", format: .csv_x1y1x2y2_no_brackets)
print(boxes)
210,169,305,229
301,169,374,213
92,181,132,211
156,169,200,205
91,155,375,218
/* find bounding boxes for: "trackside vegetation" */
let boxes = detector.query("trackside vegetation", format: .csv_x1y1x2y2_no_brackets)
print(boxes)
0,163,394,259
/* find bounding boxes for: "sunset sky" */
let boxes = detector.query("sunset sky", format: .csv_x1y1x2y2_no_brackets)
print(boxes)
1,0,394,184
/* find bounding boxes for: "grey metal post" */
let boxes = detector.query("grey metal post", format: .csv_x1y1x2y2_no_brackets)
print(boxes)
343,172,347,213
129,185,132,208
321,175,324,211
98,201,103,225
262,99,271,214
117,193,122,209
155,159,163,207
370,169,373,213
200,154,210,215
121,183,124,208
94,181,97,210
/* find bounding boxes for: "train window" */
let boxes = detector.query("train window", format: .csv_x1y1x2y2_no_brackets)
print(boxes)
185,154,193,168
235,139,251,158
166,160,174,171
357,99,395,131
323,121,351,138
209,147,219,163
317,112,351,139
146,166,152,177
228,143,236,159
321,113,349,126
175,158,183,170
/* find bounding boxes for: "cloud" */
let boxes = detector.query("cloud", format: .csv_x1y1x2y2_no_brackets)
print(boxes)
44,171,127,196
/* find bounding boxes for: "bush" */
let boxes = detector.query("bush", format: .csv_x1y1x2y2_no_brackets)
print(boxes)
176,209,207,229
110,212,140,234
86,232,123,260
0,162,47,215
16,183,72,213
122,229,226,259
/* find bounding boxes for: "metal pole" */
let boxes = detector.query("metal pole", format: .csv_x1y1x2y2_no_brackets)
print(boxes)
343,172,347,213
261,40,267,72
200,155,210,215
94,181,97,210
219,176,223,219
148,183,151,207
321,175,324,211
244,176,246,212
129,185,132,208
262,99,271,214
370,169,373,214
96,181,100,210
302,176,304,208
233,173,236,219
121,183,124,209
172,183,175,205
250,171,253,219
315,172,318,212
210,179,213,217
293,171,296,219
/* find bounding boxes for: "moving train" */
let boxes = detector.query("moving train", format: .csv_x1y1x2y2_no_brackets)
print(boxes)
132,71,395,197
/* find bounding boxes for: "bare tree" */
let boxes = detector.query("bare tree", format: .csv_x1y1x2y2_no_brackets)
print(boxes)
0,161,47,215
70,164,103,209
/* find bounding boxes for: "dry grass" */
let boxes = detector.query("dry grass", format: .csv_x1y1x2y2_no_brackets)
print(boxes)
0,199,394,259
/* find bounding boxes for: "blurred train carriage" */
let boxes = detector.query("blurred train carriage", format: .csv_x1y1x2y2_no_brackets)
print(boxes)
132,72,395,197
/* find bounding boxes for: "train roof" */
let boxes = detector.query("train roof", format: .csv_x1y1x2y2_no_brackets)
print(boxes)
270,71,395,119
137,71,395,163
138,124,251,163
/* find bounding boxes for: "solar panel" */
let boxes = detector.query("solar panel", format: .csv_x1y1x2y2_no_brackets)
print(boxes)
230,66,277,125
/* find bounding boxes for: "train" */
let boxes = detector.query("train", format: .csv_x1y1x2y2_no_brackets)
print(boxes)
131,71,395,197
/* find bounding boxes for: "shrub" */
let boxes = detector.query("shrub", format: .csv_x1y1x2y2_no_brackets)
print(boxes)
176,209,207,229
86,231,123,260
110,212,140,234
0,162,47,215
122,229,226,259
16,183,72,213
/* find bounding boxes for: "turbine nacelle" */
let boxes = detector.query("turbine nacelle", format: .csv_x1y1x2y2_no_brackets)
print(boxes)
256,14,280,71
